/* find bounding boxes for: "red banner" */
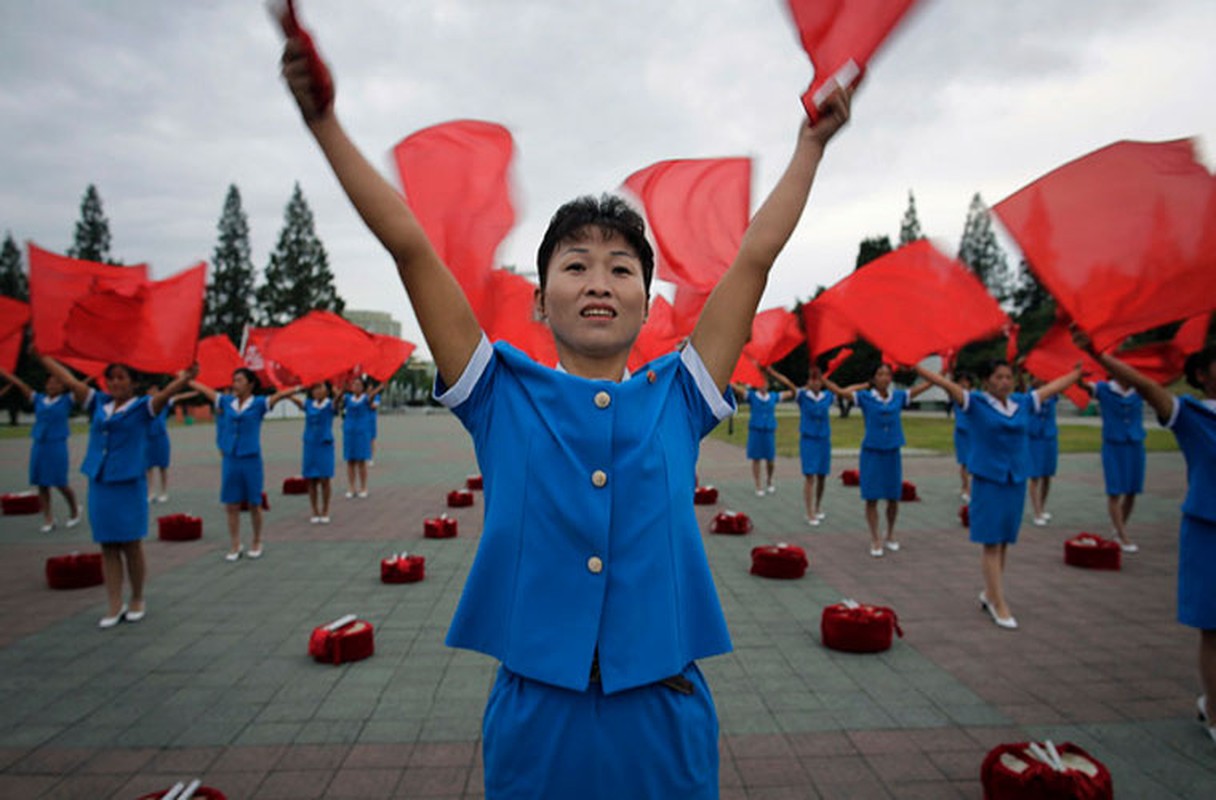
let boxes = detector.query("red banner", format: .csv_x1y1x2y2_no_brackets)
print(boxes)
196,334,245,389
0,296,29,373
361,333,417,382
263,311,378,387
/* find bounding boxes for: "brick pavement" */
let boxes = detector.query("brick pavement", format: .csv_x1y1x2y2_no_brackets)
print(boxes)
0,411,1213,798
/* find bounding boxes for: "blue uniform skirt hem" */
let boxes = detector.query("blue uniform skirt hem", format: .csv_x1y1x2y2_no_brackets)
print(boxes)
1178,514,1216,629
343,431,372,462
483,663,718,799
859,447,901,501
746,429,776,461
88,477,148,543
1028,436,1058,478
30,439,69,487
303,441,335,479
145,434,171,469
968,475,1026,545
799,435,830,476
1101,440,1145,495
221,455,265,505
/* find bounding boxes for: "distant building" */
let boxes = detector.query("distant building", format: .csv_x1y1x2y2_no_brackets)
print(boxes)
344,309,402,338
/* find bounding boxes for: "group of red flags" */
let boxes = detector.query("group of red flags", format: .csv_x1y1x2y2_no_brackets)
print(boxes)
4,1,1213,396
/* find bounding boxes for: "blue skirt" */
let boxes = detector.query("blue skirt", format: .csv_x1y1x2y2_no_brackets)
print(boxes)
746,428,775,461
953,428,970,467
30,439,69,487
1028,436,1058,478
88,477,148,543
343,429,372,462
859,447,901,501
1178,514,1216,630
1101,440,1145,495
799,435,830,476
221,454,264,505
969,475,1026,545
483,664,718,799
303,440,335,479
145,433,170,469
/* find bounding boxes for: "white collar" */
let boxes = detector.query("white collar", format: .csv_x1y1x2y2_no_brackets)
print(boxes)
869,387,896,403
555,362,631,382
230,394,256,413
804,388,825,401
755,390,770,400
1202,398,1216,413
310,397,331,409
103,396,139,418
1107,380,1136,397
980,390,1019,417
41,393,67,405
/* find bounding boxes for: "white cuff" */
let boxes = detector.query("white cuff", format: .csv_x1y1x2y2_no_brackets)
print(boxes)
434,334,492,409
681,345,736,421
1163,396,1181,429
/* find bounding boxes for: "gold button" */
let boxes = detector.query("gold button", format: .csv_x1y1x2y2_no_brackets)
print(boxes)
591,470,608,488
587,556,604,574
594,391,611,409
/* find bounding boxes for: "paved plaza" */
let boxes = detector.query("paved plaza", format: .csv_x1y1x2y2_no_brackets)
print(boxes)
0,411,1214,798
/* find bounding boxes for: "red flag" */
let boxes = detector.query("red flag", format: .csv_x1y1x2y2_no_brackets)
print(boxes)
196,335,245,389
622,158,751,326
628,296,685,371
824,346,853,375
0,297,29,373
801,301,856,359
994,139,1216,353
264,311,378,386
1005,323,1021,364
392,120,516,320
28,243,148,358
806,239,1009,365
730,357,765,388
361,333,416,382
483,270,559,367
785,0,921,121
242,327,300,389
743,308,803,367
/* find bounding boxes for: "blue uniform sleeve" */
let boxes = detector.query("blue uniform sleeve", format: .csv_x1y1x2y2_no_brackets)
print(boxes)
679,345,737,437
434,334,497,442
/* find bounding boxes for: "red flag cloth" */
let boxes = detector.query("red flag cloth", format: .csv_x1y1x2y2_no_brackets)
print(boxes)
196,335,245,389
0,297,30,373
743,308,803,367
242,327,300,389
1173,311,1212,354
807,239,1010,365
786,0,921,121
730,357,765,388
622,158,751,316
482,270,558,367
801,302,857,359
994,139,1216,353
28,243,148,358
392,120,516,320
1005,323,1021,364
824,346,853,375
628,296,685,372
361,334,416,382
263,311,378,387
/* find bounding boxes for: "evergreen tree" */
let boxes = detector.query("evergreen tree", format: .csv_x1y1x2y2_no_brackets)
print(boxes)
957,192,1012,303
1008,259,1056,357
67,184,119,264
854,235,892,270
0,233,28,300
257,183,345,326
203,185,258,344
898,190,923,246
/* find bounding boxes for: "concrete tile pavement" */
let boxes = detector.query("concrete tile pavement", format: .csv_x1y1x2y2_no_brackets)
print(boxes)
0,411,1213,798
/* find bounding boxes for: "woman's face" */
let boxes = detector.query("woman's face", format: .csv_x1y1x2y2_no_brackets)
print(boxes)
45,374,64,397
872,364,893,392
535,229,648,364
310,383,328,401
106,366,134,402
231,371,252,398
807,368,824,391
350,377,365,395
986,365,1015,400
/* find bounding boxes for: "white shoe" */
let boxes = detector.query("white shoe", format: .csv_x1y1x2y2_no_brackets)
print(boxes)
98,606,127,629
1120,542,1140,553
815,512,826,521
869,546,884,558
125,605,146,623
247,546,263,559
766,484,776,494
984,600,1018,630
310,516,321,524
979,591,990,610
960,493,970,504
357,490,368,499
1032,515,1048,527
345,491,355,499
755,490,765,497
224,549,242,562
40,521,55,533
66,515,81,529
807,517,820,527
319,516,331,524
1042,511,1053,521
885,540,900,552
1198,695,1209,724
157,494,169,503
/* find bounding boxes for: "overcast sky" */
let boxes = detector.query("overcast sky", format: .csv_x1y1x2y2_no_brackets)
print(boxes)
2,1,1213,359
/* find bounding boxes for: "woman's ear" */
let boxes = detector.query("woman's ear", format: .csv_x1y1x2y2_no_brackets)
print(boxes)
533,286,547,323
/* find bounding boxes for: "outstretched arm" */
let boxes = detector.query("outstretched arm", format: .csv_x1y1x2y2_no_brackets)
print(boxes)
690,89,850,390
267,384,305,410
913,365,966,407
39,356,91,406
908,380,933,401
151,366,198,416
766,365,798,394
1032,364,1083,405
1072,328,1175,420
279,35,479,389
189,380,220,406
0,365,33,402
829,380,867,402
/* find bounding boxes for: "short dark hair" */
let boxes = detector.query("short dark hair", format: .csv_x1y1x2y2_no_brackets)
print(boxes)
980,359,1011,381
535,194,654,292
232,367,260,392
1184,346,1216,390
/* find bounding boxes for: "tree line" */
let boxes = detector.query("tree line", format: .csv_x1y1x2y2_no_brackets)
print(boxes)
0,182,345,421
